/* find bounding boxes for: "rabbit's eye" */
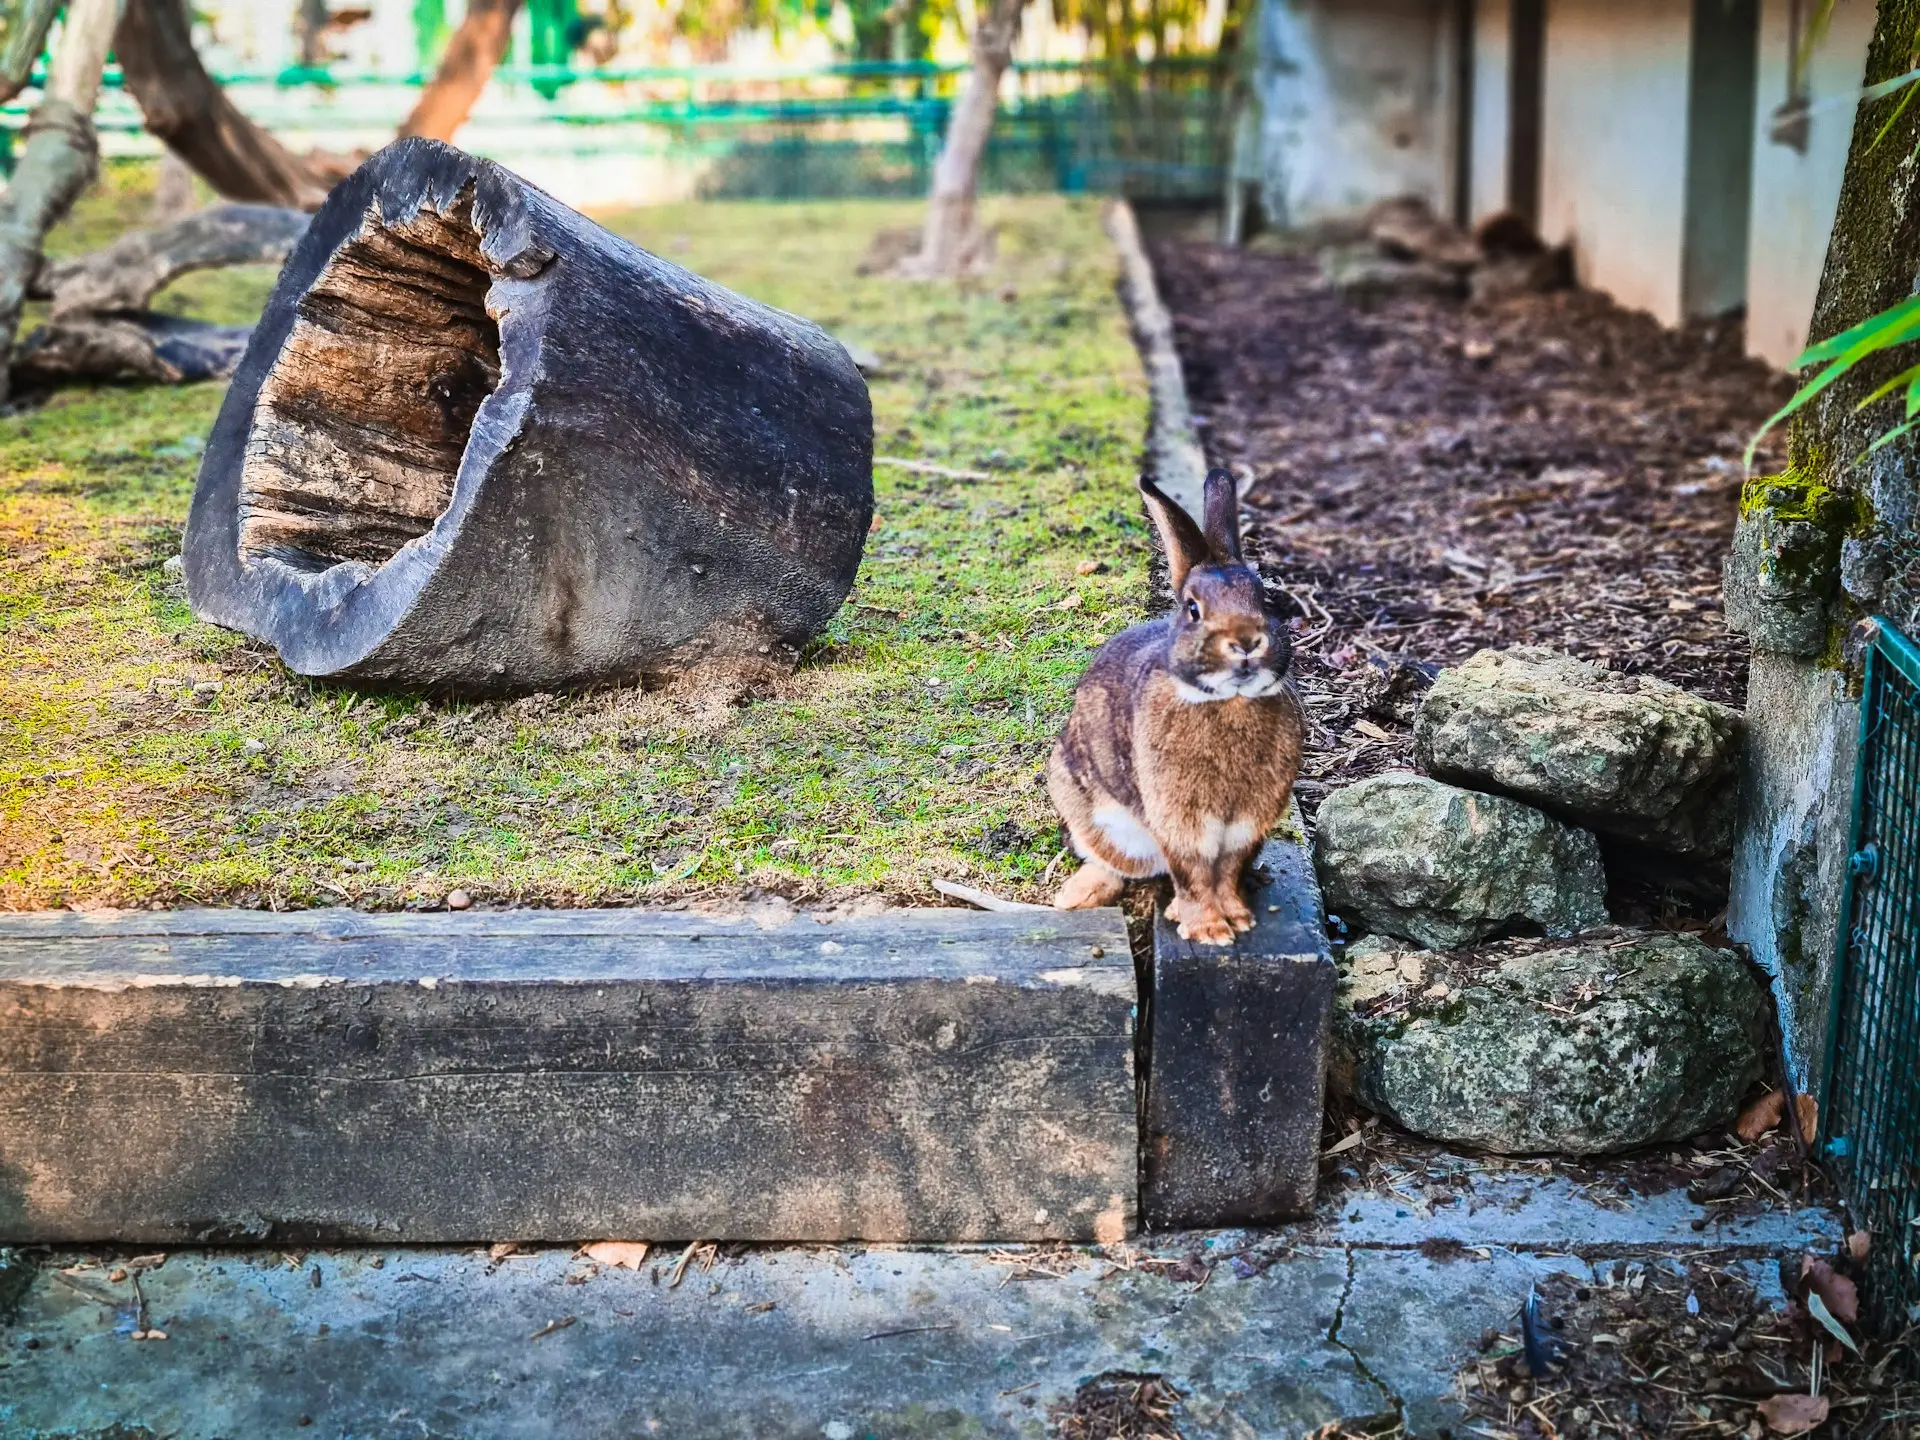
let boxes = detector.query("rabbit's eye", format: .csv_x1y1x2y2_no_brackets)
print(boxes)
1185,600,1201,622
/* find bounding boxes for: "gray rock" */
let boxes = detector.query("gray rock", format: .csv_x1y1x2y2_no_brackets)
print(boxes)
1314,772,1608,949
1414,647,1741,860
1331,931,1768,1154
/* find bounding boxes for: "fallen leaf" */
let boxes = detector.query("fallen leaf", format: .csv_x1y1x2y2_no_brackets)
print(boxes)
1848,1230,1871,1262
1795,1093,1819,1142
1075,559,1107,575
1801,1256,1859,1325
1736,1090,1785,1141
1807,1290,1860,1355
1758,1392,1829,1434
581,1242,651,1271
1322,1130,1365,1158
488,1242,520,1262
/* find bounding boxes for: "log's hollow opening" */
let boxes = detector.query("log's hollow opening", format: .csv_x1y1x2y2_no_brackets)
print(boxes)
237,194,501,571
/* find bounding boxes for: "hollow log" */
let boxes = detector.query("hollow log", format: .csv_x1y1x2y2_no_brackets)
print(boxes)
182,138,874,695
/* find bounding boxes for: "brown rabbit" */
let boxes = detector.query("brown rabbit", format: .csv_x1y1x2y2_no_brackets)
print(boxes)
1048,468,1304,944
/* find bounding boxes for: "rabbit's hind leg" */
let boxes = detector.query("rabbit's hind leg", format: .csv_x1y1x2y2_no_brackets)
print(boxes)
1055,859,1126,909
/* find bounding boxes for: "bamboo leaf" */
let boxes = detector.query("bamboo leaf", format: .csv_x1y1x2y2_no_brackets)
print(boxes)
1853,361,1920,412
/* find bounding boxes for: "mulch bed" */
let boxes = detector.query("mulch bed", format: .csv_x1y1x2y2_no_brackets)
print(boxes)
1454,1258,1920,1439
1146,234,1795,824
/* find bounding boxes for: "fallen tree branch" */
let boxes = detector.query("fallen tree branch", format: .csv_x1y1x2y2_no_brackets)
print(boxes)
43,203,309,317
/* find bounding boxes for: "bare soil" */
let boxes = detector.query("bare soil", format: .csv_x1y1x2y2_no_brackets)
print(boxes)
1146,235,1794,826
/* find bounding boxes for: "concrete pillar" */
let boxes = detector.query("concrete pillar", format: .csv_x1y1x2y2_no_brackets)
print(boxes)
1744,0,1876,371
1539,0,1700,325
1683,0,1761,318
1538,0,1762,324
1253,0,1457,227
1469,0,1513,221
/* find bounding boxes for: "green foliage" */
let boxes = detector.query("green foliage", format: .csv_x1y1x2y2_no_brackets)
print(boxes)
1747,296,1920,468
1748,7,1920,471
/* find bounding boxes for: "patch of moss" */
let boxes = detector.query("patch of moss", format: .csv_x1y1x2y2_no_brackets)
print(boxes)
2,193,1151,909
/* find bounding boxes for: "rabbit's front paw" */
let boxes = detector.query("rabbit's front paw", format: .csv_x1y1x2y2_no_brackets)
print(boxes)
1219,893,1256,933
1177,908,1236,946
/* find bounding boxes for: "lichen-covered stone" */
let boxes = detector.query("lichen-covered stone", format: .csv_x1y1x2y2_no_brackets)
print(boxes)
1413,648,1741,860
1313,772,1608,949
1723,471,1856,660
1332,931,1768,1154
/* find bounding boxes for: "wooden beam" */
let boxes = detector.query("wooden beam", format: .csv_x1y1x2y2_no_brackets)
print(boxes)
0,906,1135,1245
1142,835,1335,1228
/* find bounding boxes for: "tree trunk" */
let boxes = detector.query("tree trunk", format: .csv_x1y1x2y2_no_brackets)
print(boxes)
0,0,59,106
1724,0,1920,1092
908,0,1023,276
183,139,874,696
399,0,525,143
114,0,333,210
0,0,121,406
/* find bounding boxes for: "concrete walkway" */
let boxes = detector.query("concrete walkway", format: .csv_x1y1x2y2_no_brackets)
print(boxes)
0,1170,1839,1440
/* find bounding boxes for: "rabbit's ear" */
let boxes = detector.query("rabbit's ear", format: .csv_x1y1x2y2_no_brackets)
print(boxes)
1141,476,1210,593
1202,468,1242,563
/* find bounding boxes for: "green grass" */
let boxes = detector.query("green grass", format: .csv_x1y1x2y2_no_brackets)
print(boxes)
2,183,1152,910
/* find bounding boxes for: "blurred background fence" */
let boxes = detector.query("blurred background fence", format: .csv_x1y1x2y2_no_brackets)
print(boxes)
0,57,1230,207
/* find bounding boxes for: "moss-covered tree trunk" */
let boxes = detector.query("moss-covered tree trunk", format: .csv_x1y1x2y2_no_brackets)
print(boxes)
1725,0,1920,1097
0,0,121,407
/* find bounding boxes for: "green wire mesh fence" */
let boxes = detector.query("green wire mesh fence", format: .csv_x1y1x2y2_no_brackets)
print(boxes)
1823,617,1920,1338
0,58,1231,202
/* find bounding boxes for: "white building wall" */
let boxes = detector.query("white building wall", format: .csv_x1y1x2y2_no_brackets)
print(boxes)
1745,0,1876,370
1254,0,1455,227
1538,0,1697,326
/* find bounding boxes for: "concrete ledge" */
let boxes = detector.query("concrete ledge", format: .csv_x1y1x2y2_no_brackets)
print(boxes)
0,906,1137,1245
1143,836,1335,1228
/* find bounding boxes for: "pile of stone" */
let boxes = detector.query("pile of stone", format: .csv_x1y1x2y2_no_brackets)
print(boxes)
1318,197,1571,304
1312,647,1768,1155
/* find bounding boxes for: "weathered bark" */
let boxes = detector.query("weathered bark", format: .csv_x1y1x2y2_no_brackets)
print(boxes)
0,0,59,105
0,0,120,407
114,0,333,210
13,312,249,385
399,0,524,143
0,905,1136,1244
906,0,1024,276
1724,0,1920,1091
11,205,305,389
184,139,874,696
42,203,309,317
1144,837,1333,1227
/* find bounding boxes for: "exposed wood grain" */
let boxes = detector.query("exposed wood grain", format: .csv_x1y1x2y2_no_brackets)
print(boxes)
237,193,499,568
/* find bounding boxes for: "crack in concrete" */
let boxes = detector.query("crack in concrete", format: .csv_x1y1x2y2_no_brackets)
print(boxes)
1326,1244,1408,1436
